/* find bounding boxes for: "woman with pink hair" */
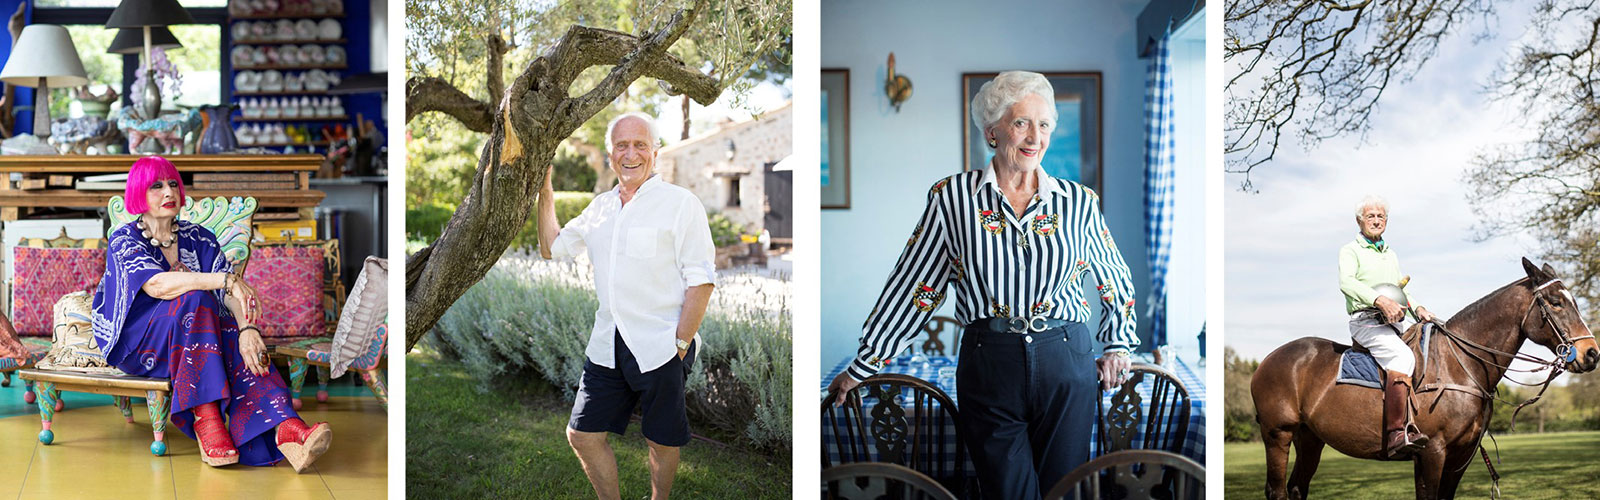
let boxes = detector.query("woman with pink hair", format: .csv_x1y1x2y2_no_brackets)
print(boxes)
91,155,331,471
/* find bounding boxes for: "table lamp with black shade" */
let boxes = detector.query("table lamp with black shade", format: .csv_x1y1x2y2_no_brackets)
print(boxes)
106,0,193,119
0,25,89,141
107,27,183,55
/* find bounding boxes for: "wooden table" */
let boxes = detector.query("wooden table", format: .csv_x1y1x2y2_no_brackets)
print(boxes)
0,154,326,219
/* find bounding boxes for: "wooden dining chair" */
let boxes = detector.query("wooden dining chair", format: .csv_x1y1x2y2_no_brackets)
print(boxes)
1042,449,1205,500
917,316,962,356
822,462,959,500
822,373,971,497
1098,362,1191,455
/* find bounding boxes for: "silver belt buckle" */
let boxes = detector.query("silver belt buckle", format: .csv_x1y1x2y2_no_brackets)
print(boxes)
1007,315,1049,333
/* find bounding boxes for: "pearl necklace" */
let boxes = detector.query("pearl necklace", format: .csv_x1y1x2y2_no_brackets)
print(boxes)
136,219,176,248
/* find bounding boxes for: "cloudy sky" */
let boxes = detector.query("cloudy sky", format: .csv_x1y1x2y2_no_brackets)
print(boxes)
1224,3,1572,380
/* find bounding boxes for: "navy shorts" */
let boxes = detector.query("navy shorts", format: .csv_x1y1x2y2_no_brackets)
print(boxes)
568,330,697,447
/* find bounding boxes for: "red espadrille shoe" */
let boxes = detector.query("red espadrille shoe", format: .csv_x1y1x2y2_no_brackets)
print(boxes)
275,418,331,473
193,402,239,467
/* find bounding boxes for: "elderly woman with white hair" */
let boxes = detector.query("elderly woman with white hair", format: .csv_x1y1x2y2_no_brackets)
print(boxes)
1339,195,1437,459
825,70,1139,499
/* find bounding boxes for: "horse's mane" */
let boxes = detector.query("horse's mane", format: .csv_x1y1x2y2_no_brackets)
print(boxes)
1444,276,1532,329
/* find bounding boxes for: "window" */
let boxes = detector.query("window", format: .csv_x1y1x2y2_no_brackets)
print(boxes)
33,4,228,123
726,177,742,208
35,0,224,7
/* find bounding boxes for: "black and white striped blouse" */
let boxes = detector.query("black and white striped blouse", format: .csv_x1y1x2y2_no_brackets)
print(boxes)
846,166,1139,381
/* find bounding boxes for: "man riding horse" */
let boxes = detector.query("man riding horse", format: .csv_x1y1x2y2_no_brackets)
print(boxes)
1340,195,1437,459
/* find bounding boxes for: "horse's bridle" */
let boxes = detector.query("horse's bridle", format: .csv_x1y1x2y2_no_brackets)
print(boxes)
1522,278,1595,363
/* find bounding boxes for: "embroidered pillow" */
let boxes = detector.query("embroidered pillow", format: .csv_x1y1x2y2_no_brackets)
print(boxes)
243,246,325,337
254,239,343,333
12,247,105,336
330,257,386,376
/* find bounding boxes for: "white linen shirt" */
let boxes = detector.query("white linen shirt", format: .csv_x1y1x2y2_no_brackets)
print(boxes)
550,175,717,372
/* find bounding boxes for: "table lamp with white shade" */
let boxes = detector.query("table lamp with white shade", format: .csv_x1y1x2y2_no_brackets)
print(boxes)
0,25,88,140
105,0,193,118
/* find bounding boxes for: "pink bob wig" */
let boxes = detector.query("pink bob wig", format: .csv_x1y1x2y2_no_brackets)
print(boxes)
124,156,186,215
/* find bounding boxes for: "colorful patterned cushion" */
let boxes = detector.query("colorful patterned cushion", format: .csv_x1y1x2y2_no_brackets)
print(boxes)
12,247,105,336
254,240,343,333
243,246,325,337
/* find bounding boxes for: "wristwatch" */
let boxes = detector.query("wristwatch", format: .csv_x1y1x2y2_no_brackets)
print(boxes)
675,338,692,351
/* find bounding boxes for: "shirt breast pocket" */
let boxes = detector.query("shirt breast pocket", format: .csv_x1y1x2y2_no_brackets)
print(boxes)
625,227,662,259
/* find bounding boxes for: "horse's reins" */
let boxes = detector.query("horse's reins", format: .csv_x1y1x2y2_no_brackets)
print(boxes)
1421,278,1591,499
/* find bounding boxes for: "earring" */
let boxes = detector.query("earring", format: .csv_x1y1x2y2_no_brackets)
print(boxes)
987,137,997,148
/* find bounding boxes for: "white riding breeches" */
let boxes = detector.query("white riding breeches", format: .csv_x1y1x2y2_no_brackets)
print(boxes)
1350,310,1416,375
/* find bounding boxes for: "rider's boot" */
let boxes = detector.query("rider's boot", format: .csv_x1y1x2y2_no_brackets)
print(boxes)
1384,370,1429,459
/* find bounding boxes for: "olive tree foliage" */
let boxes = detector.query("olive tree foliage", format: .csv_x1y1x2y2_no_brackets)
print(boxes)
1465,1,1600,308
1223,0,1494,190
403,0,792,350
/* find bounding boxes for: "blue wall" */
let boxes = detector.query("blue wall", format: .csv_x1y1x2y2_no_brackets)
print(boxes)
820,0,1154,370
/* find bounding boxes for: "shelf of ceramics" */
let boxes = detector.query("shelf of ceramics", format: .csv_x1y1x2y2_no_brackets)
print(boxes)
232,116,350,122
234,39,347,46
230,13,346,20
234,90,334,96
233,64,348,71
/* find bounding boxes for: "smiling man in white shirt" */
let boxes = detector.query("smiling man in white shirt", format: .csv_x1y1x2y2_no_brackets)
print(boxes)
538,111,717,500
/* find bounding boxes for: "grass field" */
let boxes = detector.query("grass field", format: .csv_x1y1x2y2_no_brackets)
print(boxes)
405,348,790,499
1224,431,1600,498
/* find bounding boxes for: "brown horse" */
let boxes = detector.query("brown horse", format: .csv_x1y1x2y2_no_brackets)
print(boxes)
1251,258,1600,499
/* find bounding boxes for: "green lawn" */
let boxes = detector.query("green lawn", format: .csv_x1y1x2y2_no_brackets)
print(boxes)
405,348,790,499
1224,431,1600,498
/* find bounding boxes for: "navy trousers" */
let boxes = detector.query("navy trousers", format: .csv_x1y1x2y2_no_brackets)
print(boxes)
955,321,1098,500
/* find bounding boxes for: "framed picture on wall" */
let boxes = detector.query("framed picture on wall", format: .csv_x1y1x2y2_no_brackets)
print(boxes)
821,68,851,209
961,72,1102,195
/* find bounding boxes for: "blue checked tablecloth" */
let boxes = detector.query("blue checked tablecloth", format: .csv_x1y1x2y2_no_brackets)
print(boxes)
822,353,1206,468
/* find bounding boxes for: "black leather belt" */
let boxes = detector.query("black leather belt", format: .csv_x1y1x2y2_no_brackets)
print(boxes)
972,316,1073,334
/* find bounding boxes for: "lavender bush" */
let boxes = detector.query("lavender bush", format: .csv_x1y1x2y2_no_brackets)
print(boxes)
430,251,792,452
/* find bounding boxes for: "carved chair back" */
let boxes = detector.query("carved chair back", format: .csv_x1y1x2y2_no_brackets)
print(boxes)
1043,449,1204,500
1097,363,1190,455
107,195,259,271
822,462,959,500
822,373,969,495
917,316,962,356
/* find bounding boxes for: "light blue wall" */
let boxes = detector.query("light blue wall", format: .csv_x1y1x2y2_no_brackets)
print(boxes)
820,0,1156,371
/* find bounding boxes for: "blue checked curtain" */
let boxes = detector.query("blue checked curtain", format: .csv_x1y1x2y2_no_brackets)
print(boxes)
1142,31,1176,349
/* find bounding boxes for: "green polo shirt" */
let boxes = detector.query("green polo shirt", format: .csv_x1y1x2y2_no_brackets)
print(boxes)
1339,236,1420,314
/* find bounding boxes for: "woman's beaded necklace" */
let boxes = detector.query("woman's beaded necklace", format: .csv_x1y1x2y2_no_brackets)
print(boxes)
137,219,176,248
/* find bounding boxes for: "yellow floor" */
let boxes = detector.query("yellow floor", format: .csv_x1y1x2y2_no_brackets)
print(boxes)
0,395,386,499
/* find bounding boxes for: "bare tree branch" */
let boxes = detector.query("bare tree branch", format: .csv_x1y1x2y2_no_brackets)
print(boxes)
1224,0,1493,189
406,76,494,133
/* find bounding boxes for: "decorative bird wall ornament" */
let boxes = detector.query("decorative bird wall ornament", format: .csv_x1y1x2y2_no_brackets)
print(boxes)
885,52,913,112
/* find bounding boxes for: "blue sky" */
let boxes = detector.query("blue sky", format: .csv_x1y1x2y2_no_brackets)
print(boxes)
1223,3,1570,379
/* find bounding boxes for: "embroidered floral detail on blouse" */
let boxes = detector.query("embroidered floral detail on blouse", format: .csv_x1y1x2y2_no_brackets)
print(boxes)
1032,214,1059,236
907,223,923,247
978,209,1005,235
912,283,945,312
930,178,951,195
1031,301,1052,315
990,301,1012,318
